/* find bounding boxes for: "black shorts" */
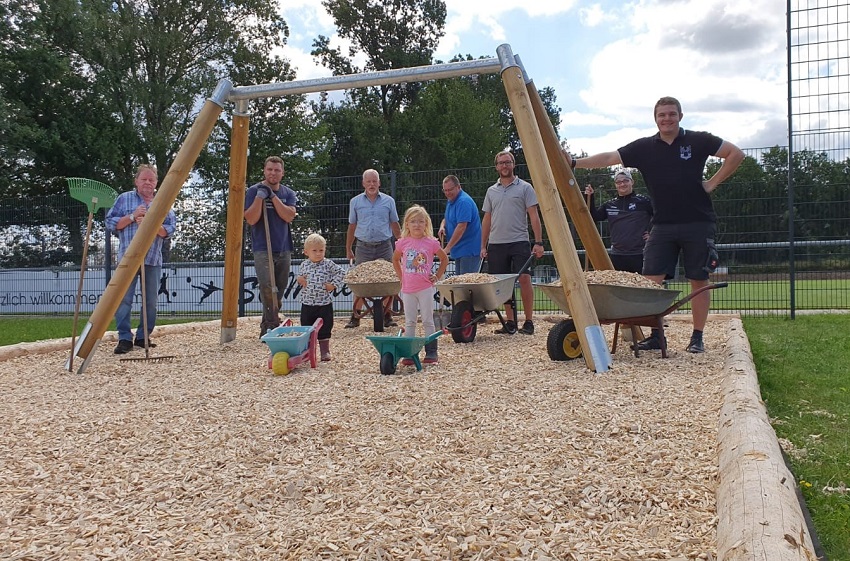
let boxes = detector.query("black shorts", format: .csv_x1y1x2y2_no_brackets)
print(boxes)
610,253,643,274
642,222,716,281
487,241,532,276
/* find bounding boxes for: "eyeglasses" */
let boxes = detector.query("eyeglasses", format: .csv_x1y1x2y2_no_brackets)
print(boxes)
614,179,631,185
496,160,514,166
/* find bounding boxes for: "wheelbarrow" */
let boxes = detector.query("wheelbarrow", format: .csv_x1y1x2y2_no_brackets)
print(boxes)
366,329,445,375
261,318,323,375
346,279,401,332
436,254,534,343
538,281,728,360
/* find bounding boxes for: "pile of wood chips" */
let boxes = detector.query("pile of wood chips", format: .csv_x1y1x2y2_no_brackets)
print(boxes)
0,315,728,559
344,260,398,284
548,271,663,290
438,273,498,284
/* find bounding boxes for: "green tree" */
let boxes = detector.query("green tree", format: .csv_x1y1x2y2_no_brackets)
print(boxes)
312,0,447,122
1,0,308,264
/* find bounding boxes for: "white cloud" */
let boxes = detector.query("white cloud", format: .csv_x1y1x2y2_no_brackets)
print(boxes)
562,0,787,155
272,0,790,155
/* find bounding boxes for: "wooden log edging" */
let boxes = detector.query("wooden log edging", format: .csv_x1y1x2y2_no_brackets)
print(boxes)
717,318,818,560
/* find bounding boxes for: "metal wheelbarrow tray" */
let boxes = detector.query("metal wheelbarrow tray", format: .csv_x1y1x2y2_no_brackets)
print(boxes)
261,318,323,375
436,274,518,343
347,279,401,332
538,281,727,360
366,330,444,375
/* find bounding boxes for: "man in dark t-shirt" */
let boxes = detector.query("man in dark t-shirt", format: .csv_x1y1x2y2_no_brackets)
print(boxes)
566,96,744,354
585,168,653,274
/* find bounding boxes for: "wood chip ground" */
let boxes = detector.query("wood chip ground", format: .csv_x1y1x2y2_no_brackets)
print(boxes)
0,315,728,560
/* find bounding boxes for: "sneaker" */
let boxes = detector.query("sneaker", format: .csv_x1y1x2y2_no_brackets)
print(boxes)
495,320,517,335
686,336,705,354
114,340,134,354
633,335,664,351
423,356,438,364
518,320,534,335
401,358,415,366
134,339,156,349
344,317,360,328
321,352,332,362
384,316,398,327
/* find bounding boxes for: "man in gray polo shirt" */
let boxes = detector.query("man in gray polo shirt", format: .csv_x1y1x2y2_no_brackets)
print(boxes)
481,150,545,335
344,168,402,328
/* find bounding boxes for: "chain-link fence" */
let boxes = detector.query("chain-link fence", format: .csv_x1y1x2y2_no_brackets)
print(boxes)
1,151,849,318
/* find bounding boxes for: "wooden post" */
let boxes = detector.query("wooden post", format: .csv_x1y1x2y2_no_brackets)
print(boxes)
67,90,228,372
221,102,250,343
498,51,611,372
716,319,818,560
523,78,613,272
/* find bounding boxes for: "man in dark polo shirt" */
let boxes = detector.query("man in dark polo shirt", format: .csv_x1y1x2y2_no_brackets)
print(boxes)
566,96,744,353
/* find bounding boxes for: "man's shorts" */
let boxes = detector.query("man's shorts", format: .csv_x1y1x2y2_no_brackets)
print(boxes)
642,222,716,281
487,241,532,276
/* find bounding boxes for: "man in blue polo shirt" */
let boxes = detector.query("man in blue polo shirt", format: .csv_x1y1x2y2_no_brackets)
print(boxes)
438,175,482,275
566,96,744,353
344,168,402,328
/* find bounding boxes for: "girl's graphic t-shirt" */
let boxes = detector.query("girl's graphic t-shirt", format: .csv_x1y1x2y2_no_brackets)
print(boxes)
396,236,441,293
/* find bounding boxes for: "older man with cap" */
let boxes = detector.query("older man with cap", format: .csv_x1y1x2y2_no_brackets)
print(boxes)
584,168,653,274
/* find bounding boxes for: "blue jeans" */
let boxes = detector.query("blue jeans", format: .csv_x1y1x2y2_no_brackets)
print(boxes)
453,255,482,275
115,264,161,342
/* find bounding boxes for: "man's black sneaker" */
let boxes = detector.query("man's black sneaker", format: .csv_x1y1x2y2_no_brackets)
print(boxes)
518,320,534,335
495,320,517,335
135,339,156,349
114,340,134,354
633,335,665,351
686,336,705,353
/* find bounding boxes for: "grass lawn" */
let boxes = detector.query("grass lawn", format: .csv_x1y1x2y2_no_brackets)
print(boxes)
532,278,850,314
0,316,201,347
743,315,850,560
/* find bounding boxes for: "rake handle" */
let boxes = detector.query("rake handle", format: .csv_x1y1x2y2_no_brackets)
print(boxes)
261,199,280,324
69,210,95,371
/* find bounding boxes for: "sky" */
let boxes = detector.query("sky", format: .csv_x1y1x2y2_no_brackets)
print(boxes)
274,0,788,157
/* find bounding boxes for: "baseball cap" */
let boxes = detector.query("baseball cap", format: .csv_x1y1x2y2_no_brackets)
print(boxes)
612,169,632,181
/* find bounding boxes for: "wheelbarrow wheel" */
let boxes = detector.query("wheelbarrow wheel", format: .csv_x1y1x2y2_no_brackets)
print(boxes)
450,300,477,343
272,352,292,375
547,319,582,361
380,351,397,375
372,298,385,332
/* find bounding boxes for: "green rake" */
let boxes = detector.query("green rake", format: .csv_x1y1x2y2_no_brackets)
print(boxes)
67,178,118,372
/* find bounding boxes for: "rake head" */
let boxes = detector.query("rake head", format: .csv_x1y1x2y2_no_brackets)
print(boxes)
119,355,177,363
67,177,118,214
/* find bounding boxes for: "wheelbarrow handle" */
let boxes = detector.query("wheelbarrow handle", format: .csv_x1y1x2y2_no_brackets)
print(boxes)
518,252,536,276
660,282,728,316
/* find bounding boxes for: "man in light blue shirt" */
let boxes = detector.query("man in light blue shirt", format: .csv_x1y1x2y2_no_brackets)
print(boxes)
344,169,401,328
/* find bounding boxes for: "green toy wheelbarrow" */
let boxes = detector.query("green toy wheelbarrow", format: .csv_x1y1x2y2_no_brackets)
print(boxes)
366,329,445,375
